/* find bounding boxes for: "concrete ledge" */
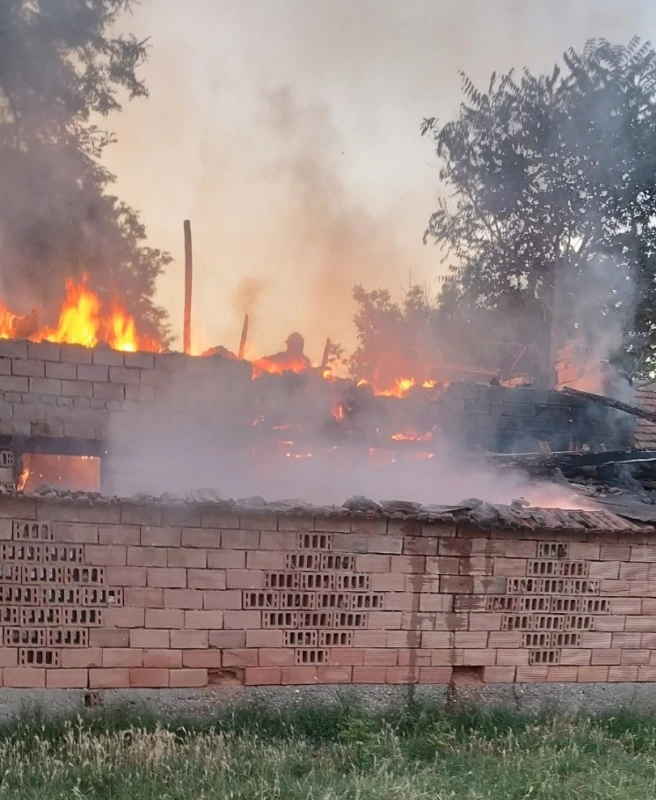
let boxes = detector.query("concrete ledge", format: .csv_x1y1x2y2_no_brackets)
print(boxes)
1,683,656,722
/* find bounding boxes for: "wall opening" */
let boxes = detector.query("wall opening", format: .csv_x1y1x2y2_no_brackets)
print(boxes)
19,454,101,493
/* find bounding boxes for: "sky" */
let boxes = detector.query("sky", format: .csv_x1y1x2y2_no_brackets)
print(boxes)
105,0,656,361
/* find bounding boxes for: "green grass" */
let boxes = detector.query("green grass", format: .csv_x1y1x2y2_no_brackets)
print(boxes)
0,702,656,798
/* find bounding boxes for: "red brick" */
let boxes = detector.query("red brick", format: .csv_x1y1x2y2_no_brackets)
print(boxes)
368,611,402,629
182,650,223,668
589,561,620,579
200,511,240,529
614,598,642,614
469,613,503,631
99,525,140,546
516,667,548,682
55,523,98,543
222,530,260,549
224,611,260,629
441,576,474,593
496,649,529,666
106,566,147,587
559,650,592,666
591,649,621,665
147,568,187,588
355,554,391,573
204,590,242,610
225,570,263,589
84,545,126,566
145,608,184,629
246,551,285,570
245,630,280,648
129,668,169,688
105,607,145,628
182,528,222,549
503,540,537,558
332,533,367,552
124,588,165,608
278,515,314,531
0,650,17,667
626,616,656,632
144,649,182,669
366,535,403,554
403,537,437,556
90,668,130,688
578,666,609,682
47,669,88,688
223,649,259,667
632,545,656,562
241,515,272,531
130,629,169,648
454,632,488,648
386,667,419,684
62,649,102,668
164,589,202,609
4,668,45,688
207,552,246,571
580,632,612,648
608,666,639,682
364,649,398,666
388,519,423,537
638,667,656,681
316,666,352,683
418,595,452,613
463,649,496,666
492,558,527,577
141,526,181,547
330,649,365,666
398,649,431,667
569,542,601,559
484,666,516,683
168,548,206,568
281,667,318,685
171,630,209,649
387,631,420,647
426,557,460,574
187,569,226,590
418,667,453,683
390,555,425,573
352,666,387,683
184,610,224,629
103,649,144,668
594,616,626,632
122,508,161,527
259,649,294,667
384,593,414,611
619,563,648,580
353,631,387,648
621,650,650,666
370,573,405,592
128,547,167,567
422,632,454,648
244,667,282,685
546,667,578,682
611,633,641,649
170,669,208,687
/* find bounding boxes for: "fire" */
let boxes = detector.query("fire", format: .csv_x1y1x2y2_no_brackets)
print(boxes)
390,431,433,442
379,377,415,397
0,277,160,353
251,355,310,378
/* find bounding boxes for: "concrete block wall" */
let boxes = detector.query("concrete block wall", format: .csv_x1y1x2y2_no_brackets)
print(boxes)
0,341,252,443
0,495,653,690
444,382,612,452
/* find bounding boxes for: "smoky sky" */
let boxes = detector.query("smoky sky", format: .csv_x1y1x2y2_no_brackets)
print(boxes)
104,0,656,361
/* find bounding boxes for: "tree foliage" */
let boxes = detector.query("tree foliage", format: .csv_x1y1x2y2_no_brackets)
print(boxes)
0,0,170,342
422,37,656,380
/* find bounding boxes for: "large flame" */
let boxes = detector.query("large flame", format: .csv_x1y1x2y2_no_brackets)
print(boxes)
0,278,161,353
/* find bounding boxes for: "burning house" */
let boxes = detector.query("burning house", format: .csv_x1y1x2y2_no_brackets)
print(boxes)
0,280,655,703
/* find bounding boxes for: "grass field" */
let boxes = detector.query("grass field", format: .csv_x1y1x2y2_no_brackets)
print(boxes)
1,702,656,798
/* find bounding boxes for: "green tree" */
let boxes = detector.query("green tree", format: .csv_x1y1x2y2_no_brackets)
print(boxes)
0,0,170,343
422,38,656,382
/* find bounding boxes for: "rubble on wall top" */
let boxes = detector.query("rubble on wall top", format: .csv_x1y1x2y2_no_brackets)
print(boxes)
0,483,650,534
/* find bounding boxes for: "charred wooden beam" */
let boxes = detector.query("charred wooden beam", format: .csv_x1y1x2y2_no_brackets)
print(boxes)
183,219,193,355
562,387,656,424
238,313,249,360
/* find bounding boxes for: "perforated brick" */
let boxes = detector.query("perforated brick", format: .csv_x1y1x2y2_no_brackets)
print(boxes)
519,597,552,613
298,533,332,551
12,521,53,542
81,587,123,607
528,649,560,666
63,608,103,626
265,573,299,590
527,560,588,578
337,574,371,591
321,554,354,571
18,648,60,667
565,615,595,631
279,592,315,610
262,611,298,629
298,611,335,628
283,630,318,647
537,542,569,559
300,573,335,591
43,587,81,605
47,628,88,647
486,596,519,612
294,648,328,665
285,553,320,571
319,630,353,647
334,612,367,628
22,566,64,584
5,628,46,647
66,566,105,585
0,586,39,605
351,594,385,610
22,608,61,626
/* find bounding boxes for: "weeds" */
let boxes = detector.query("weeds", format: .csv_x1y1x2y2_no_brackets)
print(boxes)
0,703,654,797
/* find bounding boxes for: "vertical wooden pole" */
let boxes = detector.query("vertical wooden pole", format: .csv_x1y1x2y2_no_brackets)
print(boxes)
238,313,249,360
320,337,332,369
183,219,193,355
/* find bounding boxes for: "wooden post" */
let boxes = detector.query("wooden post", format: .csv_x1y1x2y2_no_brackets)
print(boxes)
183,220,193,355
238,313,249,360
320,337,332,369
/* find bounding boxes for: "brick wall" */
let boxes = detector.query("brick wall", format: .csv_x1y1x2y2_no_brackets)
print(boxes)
0,341,252,443
0,495,653,690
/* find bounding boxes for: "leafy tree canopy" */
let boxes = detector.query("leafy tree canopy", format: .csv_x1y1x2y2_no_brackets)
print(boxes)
422,37,656,382
0,0,170,343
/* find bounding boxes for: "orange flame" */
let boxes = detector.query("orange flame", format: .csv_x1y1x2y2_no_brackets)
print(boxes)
379,377,415,397
251,355,310,378
0,277,161,353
